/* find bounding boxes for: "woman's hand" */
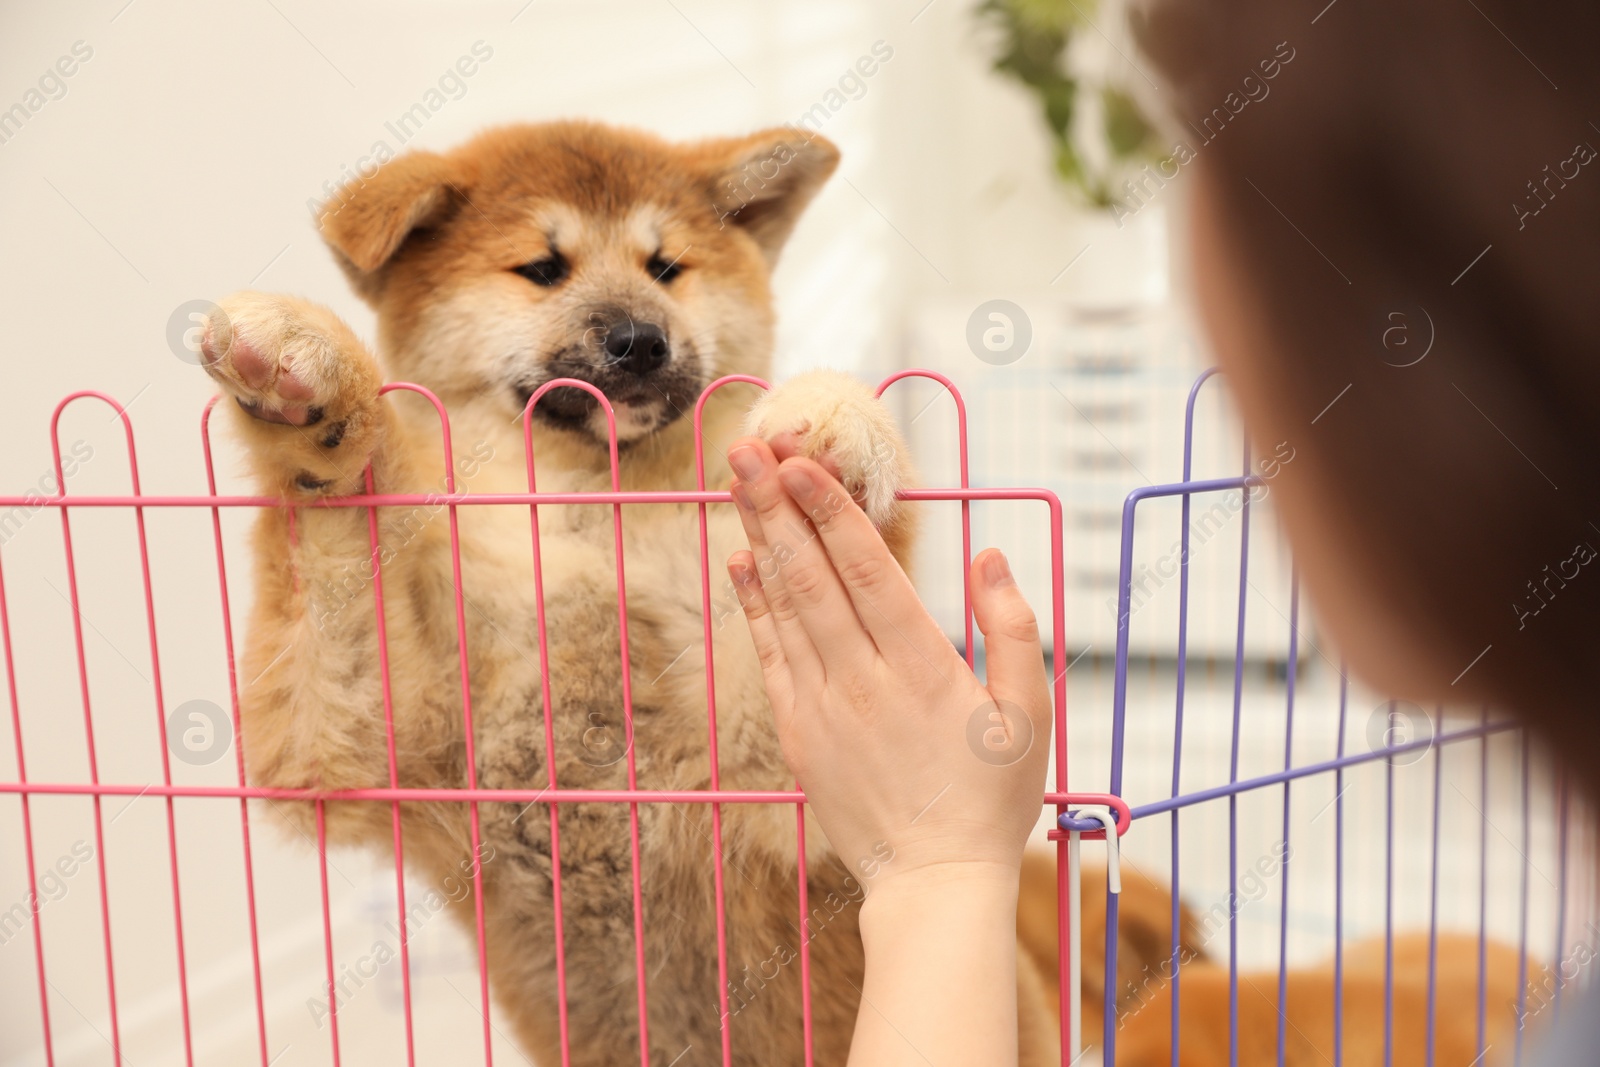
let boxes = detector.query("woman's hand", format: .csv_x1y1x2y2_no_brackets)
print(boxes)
725,435,1052,888
725,435,1052,1066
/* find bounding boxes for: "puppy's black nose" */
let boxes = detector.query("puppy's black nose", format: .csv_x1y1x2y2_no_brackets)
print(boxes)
604,321,670,375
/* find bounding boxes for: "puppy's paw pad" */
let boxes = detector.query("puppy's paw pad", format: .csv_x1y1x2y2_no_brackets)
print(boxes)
745,370,911,528
200,292,376,427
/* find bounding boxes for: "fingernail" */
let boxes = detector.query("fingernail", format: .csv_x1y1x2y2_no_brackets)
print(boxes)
730,482,753,512
778,465,818,505
729,559,754,586
729,446,763,482
983,551,1014,588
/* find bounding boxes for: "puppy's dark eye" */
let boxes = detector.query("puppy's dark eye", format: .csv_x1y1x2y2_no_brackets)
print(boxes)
514,252,568,287
647,253,683,284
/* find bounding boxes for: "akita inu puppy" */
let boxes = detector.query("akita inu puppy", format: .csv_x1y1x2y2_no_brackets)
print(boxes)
197,120,1176,1065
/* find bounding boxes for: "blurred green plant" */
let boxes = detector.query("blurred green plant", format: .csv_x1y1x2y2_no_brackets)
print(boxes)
978,0,1158,207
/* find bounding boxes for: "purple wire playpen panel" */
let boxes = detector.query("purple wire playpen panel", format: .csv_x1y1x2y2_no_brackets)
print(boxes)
1051,369,1595,1067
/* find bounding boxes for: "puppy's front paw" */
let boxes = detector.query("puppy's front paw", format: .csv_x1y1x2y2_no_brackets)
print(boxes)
744,370,914,532
198,292,387,494
201,292,380,428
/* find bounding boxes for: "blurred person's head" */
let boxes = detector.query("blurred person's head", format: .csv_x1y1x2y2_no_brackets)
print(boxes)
1137,0,1600,769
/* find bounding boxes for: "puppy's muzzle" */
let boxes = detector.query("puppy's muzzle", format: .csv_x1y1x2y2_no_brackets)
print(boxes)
519,307,700,437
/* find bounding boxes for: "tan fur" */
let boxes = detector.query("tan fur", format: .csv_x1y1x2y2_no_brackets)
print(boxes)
1115,933,1546,1067
200,121,1068,1065
1016,853,1212,1046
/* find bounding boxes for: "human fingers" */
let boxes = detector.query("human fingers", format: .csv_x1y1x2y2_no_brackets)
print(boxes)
767,432,862,507
728,438,875,670
969,548,1052,746
727,461,824,681
728,551,798,733
773,456,953,671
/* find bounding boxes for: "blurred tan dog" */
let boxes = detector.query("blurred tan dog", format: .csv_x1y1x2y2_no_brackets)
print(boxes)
197,119,1192,1064
1115,932,1546,1066
1017,852,1212,1046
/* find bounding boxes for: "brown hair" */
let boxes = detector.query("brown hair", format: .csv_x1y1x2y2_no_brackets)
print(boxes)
1136,0,1600,771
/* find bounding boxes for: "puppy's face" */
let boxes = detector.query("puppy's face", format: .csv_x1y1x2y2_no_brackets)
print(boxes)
389,194,725,445
319,121,839,444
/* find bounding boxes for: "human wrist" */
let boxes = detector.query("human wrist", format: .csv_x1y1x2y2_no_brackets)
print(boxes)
848,860,1023,1066
858,861,1021,943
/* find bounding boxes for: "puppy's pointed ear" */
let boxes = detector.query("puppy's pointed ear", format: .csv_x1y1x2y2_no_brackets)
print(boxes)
694,128,839,267
319,150,461,294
